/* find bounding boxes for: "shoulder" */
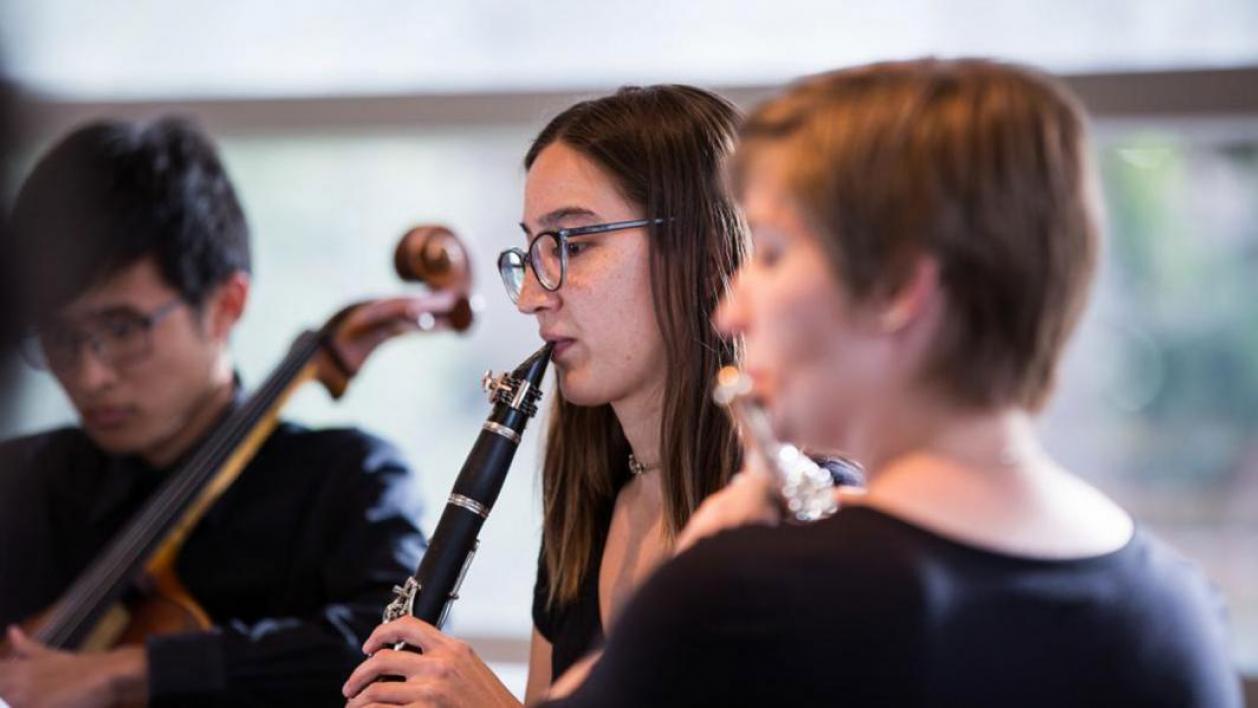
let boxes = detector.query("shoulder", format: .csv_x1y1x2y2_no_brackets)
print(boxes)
0,427,99,484
262,422,411,475
1113,530,1234,647
671,505,914,577
1067,529,1241,704
240,422,424,534
644,507,913,620
0,427,107,525
247,422,419,512
0,425,93,459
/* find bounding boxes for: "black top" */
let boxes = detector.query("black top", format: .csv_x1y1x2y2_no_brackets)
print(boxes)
0,421,426,707
544,506,1241,707
531,456,864,681
532,500,613,680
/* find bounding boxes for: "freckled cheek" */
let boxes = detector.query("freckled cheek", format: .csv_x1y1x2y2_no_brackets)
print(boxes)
609,288,655,356
600,270,660,374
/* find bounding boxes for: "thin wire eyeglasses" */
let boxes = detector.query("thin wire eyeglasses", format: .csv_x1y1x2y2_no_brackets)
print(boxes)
497,217,667,303
22,298,184,372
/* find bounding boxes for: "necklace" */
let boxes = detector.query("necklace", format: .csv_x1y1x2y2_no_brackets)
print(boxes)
627,453,659,477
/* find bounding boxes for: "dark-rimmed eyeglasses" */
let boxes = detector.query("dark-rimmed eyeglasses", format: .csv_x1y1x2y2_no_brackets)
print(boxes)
497,218,667,304
21,299,184,373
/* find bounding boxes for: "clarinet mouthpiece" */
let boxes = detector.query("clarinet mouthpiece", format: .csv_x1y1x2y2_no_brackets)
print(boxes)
515,342,554,386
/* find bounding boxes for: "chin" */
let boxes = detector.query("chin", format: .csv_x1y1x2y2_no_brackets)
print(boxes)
556,371,595,407
556,369,617,408
770,381,841,452
84,428,150,456
79,412,161,456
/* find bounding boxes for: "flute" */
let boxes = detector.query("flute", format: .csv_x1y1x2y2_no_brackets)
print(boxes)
713,365,847,522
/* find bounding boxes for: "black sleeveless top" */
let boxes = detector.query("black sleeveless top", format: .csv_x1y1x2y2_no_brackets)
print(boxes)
531,498,614,680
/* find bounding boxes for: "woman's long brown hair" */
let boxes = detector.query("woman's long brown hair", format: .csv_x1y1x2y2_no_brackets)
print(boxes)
525,85,747,606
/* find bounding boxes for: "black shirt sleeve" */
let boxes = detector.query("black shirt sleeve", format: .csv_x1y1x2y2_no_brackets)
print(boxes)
0,430,97,627
142,428,426,707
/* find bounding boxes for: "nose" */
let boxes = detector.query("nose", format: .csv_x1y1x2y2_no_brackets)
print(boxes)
713,268,748,337
515,264,559,316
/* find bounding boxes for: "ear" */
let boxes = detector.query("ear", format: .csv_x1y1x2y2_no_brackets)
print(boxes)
204,271,251,342
874,256,940,334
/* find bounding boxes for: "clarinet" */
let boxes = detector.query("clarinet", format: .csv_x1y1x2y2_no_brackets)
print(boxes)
383,342,553,633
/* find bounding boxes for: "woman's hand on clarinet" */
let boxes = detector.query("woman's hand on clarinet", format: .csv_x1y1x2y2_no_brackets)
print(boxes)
342,616,520,708
675,459,781,556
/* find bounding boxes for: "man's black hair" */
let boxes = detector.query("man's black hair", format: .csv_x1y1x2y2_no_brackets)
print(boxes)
9,116,250,322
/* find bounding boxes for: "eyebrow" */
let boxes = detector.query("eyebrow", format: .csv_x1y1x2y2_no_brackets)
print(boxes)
519,206,601,236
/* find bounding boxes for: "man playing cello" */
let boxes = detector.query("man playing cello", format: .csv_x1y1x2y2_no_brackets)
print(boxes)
0,117,428,707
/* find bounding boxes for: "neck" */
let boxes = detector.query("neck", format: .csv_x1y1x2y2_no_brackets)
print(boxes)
142,360,236,469
855,391,1043,483
611,377,665,477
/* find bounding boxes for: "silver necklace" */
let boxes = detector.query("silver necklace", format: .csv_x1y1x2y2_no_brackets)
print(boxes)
628,453,659,477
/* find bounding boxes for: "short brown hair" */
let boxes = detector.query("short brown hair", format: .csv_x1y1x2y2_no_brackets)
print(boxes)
734,58,1099,411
